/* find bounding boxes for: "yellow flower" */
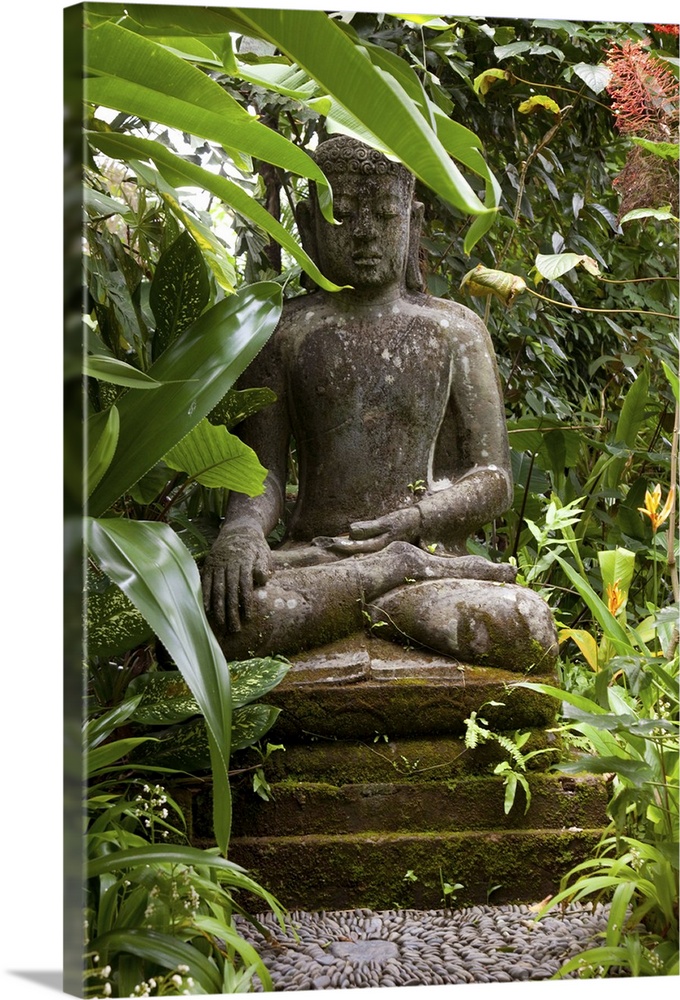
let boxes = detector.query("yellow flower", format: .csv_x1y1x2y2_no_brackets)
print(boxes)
606,580,626,617
638,483,675,532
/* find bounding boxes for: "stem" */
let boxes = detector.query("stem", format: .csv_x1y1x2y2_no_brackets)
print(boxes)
510,72,612,112
511,451,536,561
527,288,679,321
597,275,679,284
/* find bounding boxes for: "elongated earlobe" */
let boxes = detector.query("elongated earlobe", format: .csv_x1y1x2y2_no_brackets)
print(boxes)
296,199,321,290
406,201,425,292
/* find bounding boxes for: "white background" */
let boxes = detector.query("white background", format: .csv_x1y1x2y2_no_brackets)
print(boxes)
1,0,677,996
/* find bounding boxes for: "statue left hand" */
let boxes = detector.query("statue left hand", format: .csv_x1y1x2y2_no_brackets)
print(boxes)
322,506,420,554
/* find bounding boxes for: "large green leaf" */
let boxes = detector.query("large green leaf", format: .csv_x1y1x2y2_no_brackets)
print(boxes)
88,281,282,517
128,658,290,726
84,356,163,389
93,928,221,994
231,7,490,218
554,555,633,653
86,517,232,853
84,19,335,221
163,418,267,494
86,133,343,293
86,576,153,658
208,387,277,430
150,231,210,359
86,405,120,497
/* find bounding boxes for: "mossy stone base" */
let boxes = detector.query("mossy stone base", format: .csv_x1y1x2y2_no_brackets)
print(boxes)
218,828,605,911
219,774,608,839
265,635,557,742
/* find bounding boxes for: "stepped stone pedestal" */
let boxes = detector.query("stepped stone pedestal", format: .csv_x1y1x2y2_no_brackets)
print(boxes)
188,636,608,911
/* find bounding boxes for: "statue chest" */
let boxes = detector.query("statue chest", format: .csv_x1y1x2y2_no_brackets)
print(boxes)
286,318,452,441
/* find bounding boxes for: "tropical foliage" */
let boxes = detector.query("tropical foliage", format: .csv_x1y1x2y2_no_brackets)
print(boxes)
72,5,679,992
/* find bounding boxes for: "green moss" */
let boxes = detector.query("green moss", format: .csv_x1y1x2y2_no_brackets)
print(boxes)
224,828,605,912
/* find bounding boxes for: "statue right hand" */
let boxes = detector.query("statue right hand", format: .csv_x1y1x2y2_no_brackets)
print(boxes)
201,528,273,632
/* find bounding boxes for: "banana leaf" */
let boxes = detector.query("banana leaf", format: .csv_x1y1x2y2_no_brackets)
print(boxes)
86,517,233,854
88,281,281,516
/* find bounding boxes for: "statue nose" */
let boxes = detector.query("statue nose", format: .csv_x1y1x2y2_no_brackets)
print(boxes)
354,208,378,238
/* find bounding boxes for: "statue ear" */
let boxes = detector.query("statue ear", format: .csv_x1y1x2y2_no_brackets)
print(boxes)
406,200,425,292
295,199,320,290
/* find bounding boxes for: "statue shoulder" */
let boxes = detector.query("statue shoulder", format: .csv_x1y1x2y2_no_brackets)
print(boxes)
404,292,491,340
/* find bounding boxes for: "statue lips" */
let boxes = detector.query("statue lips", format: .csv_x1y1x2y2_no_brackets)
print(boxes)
352,251,382,266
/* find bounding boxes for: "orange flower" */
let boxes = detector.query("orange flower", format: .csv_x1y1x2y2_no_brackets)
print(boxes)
606,580,626,617
638,483,676,532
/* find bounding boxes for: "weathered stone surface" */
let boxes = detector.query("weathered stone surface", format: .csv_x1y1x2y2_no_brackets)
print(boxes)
246,634,555,742
201,135,557,673
221,828,605,911
223,774,608,839
230,730,560,787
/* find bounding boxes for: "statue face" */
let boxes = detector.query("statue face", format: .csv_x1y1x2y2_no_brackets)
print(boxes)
314,173,410,291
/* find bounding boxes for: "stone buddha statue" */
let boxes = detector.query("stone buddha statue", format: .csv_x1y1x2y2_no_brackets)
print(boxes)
202,136,557,672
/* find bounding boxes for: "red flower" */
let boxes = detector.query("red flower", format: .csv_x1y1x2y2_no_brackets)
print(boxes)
653,24,679,37
605,39,679,139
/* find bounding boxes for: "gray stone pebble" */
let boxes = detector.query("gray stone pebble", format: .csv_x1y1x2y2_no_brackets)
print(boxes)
235,901,624,990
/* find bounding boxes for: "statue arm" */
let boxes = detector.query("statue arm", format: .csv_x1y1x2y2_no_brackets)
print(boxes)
202,336,290,629
331,309,512,555
417,311,512,545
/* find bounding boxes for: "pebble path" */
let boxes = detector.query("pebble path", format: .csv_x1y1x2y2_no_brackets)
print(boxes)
235,902,618,990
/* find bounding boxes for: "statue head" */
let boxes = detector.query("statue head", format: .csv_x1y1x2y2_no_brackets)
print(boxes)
298,136,424,293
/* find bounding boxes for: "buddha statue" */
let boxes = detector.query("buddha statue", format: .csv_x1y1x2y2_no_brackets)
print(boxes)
201,136,557,672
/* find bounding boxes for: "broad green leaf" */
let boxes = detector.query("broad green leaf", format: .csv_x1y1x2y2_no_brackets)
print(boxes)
473,68,510,96
130,716,211,770
613,367,650,447
84,356,163,389
598,548,635,614
88,737,156,775
163,418,267,494
431,111,501,251
517,95,561,116
231,704,281,751
86,517,233,853
572,62,612,94
208,387,277,430
193,915,274,992
230,657,290,708
127,671,200,725
87,842,285,917
631,137,680,161
86,133,343,293
84,20,335,222
558,628,599,671
620,206,680,223
661,360,680,402
87,578,153,658
86,405,120,497
554,555,632,652
84,694,145,751
150,231,210,359
494,41,533,61
460,265,526,307
133,159,237,292
233,7,490,217
516,682,606,717
127,657,289,724
558,755,655,786
93,928,221,995
88,281,282,517
535,252,600,281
